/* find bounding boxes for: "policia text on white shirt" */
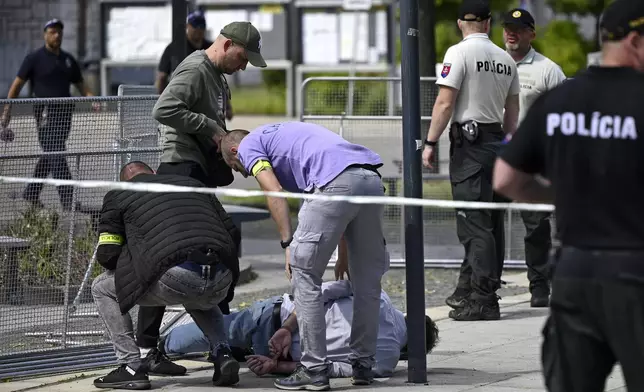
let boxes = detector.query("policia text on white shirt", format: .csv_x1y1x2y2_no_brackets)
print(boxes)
424,0,520,322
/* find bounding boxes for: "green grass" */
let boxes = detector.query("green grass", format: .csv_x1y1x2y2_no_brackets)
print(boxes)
396,180,452,200
219,180,452,213
219,195,301,213
230,86,287,116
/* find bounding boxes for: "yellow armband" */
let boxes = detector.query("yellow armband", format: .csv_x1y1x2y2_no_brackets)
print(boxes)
98,233,124,245
251,159,272,176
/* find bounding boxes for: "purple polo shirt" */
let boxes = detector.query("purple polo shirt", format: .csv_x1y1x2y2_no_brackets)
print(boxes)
237,122,383,193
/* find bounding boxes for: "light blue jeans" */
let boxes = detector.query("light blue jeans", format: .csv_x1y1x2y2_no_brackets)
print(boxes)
163,296,283,357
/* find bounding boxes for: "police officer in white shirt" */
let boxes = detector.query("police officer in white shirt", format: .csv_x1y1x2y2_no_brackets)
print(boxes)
502,8,566,308
422,0,520,321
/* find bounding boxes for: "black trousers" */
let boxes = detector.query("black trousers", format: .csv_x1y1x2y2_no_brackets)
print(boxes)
520,210,552,291
542,247,644,392
135,160,233,348
23,108,74,207
450,125,506,301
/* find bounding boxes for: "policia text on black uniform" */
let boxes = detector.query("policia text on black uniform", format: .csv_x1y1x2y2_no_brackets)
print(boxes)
493,1,644,391
423,0,520,321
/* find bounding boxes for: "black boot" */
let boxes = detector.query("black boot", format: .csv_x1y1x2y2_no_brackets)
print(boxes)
351,363,374,386
211,345,240,386
446,287,471,309
449,296,500,321
140,348,186,376
530,284,550,308
93,364,150,390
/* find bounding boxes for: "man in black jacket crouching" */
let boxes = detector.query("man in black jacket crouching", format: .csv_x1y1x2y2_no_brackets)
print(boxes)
91,161,241,390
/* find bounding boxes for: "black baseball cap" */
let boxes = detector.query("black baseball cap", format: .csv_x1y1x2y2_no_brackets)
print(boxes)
459,0,491,22
502,8,535,30
44,18,63,31
599,0,644,41
220,21,267,68
187,11,206,29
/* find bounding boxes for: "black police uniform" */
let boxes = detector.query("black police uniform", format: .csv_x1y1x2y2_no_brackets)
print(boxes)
440,0,518,321
158,38,213,78
499,2,644,390
17,45,84,209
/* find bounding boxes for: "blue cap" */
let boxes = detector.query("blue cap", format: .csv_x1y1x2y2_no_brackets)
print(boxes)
187,11,206,29
44,18,64,31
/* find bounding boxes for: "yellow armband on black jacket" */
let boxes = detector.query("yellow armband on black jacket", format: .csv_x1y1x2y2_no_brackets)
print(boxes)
98,233,124,246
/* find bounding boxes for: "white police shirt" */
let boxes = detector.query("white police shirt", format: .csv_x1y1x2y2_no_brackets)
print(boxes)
514,47,566,125
437,33,520,124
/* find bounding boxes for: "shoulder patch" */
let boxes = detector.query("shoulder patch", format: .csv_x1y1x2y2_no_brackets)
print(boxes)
441,63,452,78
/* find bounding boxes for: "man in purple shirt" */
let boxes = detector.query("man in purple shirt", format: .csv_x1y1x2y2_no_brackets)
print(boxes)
220,122,389,390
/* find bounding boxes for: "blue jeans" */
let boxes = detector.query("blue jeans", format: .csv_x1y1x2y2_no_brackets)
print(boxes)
164,296,283,357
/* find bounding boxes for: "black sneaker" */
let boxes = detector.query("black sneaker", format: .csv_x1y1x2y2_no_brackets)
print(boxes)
93,364,150,390
351,363,374,386
274,364,330,391
530,285,550,308
211,346,240,386
449,298,500,321
141,348,186,376
445,287,471,309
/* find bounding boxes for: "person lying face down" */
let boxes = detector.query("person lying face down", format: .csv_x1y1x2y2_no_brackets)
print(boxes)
161,280,439,378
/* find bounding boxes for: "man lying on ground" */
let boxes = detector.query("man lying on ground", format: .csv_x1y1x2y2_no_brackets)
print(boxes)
161,280,439,378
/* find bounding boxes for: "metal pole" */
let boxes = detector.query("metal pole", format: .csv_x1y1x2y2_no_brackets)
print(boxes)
399,0,427,384
61,155,82,349
172,0,188,69
346,11,359,116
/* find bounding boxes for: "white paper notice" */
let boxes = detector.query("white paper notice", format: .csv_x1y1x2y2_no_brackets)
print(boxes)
303,13,339,65
107,5,172,61
250,11,274,32
339,12,369,63
375,10,388,54
205,10,249,40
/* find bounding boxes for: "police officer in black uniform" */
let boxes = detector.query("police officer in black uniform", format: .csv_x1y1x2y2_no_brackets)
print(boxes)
494,1,644,390
1,19,95,210
156,10,232,120
423,0,521,321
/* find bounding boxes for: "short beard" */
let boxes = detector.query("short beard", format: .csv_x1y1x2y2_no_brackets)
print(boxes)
505,42,520,51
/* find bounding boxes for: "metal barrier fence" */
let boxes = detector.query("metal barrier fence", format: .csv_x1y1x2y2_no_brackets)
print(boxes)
300,76,553,265
0,95,177,363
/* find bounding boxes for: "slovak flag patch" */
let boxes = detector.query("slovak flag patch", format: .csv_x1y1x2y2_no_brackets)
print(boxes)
441,63,452,78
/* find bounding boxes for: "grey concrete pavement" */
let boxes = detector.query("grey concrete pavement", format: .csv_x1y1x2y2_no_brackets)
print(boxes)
1,291,627,392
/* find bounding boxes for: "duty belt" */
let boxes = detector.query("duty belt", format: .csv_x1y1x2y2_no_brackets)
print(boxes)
347,163,383,178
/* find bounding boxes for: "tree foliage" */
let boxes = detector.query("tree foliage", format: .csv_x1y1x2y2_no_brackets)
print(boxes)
545,0,615,16
535,20,592,76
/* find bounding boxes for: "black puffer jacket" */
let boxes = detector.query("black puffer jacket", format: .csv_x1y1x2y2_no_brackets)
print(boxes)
96,174,240,314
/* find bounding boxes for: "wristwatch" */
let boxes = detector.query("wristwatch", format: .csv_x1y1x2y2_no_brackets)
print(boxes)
424,140,438,147
280,237,293,249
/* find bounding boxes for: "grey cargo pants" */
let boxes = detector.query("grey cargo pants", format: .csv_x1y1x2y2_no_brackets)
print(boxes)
290,167,388,373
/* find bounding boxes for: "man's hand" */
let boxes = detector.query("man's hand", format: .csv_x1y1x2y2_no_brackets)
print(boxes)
334,254,349,280
245,355,277,376
268,328,292,359
91,101,102,112
1,107,11,130
285,247,292,281
0,127,14,143
422,146,435,168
